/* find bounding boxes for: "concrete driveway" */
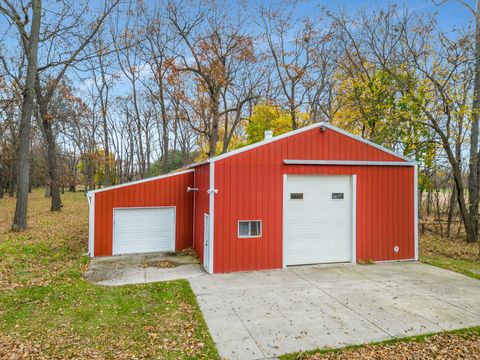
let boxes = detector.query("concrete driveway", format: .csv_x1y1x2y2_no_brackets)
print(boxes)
85,252,204,286
189,262,480,360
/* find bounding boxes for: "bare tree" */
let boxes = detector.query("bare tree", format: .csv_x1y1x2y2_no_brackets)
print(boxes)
34,0,120,211
0,0,41,230
330,6,477,243
167,0,257,156
260,4,319,129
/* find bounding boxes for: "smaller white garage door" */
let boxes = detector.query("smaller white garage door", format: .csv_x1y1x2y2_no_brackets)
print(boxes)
285,175,352,266
113,207,175,255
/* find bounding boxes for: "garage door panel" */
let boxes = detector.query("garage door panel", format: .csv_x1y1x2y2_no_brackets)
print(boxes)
285,175,352,266
113,207,175,255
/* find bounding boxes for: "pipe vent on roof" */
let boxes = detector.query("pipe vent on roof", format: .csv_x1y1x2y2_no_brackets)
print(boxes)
264,130,273,141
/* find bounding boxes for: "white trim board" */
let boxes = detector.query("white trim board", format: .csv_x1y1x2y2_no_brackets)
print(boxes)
87,169,194,195
284,160,416,166
414,164,419,260
87,192,95,256
207,161,215,273
351,175,357,264
282,174,287,269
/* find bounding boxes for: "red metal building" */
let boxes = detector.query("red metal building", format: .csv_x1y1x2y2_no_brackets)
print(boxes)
88,123,418,273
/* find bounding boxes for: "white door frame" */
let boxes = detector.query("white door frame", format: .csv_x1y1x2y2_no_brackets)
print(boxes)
112,206,176,255
282,174,357,268
203,213,210,272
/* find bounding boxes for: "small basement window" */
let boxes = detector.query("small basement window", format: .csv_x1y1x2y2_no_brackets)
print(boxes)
238,220,262,238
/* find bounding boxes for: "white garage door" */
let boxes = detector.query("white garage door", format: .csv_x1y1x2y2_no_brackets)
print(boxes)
113,207,175,255
284,175,352,266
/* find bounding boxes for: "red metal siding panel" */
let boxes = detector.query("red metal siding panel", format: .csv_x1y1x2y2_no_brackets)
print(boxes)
193,164,210,263
93,171,194,256
213,127,414,273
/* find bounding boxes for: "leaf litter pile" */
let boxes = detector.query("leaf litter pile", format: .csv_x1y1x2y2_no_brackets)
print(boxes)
293,331,480,360
0,191,218,359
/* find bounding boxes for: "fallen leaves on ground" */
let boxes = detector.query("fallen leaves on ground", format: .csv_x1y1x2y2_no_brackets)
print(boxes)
299,332,480,360
143,260,177,268
0,191,88,290
420,233,479,261
0,334,45,360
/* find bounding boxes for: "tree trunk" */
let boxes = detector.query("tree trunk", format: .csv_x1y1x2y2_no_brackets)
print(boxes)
38,104,62,211
11,0,41,231
290,83,297,130
102,108,110,187
208,91,220,158
468,0,480,244
419,189,424,219
8,171,15,197
131,84,145,177
446,184,457,238
435,189,443,237
159,82,169,174
426,191,432,217
0,170,4,198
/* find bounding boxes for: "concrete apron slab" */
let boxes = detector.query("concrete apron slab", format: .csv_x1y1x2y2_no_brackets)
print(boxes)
85,252,206,286
189,262,480,360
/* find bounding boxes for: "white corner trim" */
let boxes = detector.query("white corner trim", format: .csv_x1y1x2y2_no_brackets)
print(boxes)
87,169,195,195
414,164,419,260
208,161,215,273
284,160,416,166
282,174,287,269
87,192,95,257
351,175,357,264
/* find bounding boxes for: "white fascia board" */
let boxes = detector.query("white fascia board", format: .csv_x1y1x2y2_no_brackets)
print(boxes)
87,169,195,195
323,123,417,163
283,160,416,166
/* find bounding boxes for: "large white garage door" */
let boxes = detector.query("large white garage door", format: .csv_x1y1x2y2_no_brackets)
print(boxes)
113,207,175,255
285,175,352,266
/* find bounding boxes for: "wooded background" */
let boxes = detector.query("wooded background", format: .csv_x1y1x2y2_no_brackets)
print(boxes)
1,0,479,249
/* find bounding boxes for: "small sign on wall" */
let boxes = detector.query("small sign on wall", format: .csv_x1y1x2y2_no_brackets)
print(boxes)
332,193,344,199
290,193,304,200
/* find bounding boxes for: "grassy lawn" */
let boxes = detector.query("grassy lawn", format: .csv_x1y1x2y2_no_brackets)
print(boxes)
420,233,480,280
0,190,218,359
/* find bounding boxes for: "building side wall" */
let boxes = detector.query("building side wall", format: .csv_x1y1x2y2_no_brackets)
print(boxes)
93,171,194,256
213,127,414,273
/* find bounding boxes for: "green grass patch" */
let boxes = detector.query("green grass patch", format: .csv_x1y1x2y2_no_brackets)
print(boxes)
279,326,480,360
0,279,219,359
420,255,480,280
